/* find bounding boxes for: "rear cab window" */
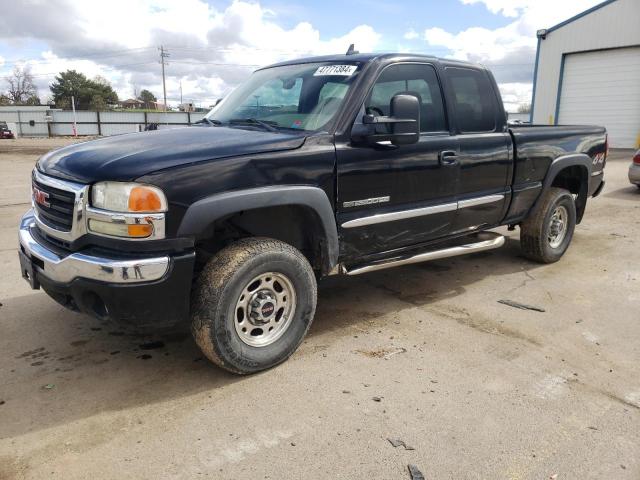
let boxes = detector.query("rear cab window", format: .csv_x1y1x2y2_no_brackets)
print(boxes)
445,67,497,133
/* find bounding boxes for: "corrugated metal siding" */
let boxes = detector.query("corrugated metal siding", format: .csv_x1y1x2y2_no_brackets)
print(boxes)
100,123,142,136
0,109,208,137
100,111,145,123
0,109,49,137
190,112,206,123
146,112,189,123
0,111,20,123
99,111,145,136
532,0,640,146
50,111,99,136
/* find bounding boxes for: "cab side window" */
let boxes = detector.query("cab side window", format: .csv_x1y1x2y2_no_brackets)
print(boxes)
365,64,447,133
446,67,496,133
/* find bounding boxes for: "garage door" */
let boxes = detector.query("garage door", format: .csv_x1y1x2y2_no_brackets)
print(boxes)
558,47,640,148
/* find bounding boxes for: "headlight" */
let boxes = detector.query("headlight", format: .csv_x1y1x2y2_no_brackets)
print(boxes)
89,182,167,239
92,182,167,213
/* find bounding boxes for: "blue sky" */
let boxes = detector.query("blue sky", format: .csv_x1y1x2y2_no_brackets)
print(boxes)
0,0,603,110
254,0,511,46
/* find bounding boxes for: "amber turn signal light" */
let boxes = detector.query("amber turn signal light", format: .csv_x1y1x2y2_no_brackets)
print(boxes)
127,224,154,237
128,186,163,212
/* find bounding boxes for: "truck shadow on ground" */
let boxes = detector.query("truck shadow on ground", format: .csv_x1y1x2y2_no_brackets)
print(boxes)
1,235,541,439
312,235,542,336
602,185,640,201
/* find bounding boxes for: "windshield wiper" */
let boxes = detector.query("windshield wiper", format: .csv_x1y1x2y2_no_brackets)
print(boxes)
195,117,223,126
229,118,279,132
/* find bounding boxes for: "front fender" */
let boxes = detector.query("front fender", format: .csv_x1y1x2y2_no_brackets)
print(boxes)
177,185,339,271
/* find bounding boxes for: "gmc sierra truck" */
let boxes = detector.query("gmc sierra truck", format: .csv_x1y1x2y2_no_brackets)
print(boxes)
18,52,607,374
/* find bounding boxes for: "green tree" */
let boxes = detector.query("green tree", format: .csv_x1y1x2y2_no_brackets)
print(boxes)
89,94,107,111
93,75,110,87
138,89,157,109
55,96,71,110
50,70,118,110
23,94,41,106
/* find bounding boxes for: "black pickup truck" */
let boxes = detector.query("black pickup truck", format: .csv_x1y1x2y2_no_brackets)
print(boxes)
18,52,607,374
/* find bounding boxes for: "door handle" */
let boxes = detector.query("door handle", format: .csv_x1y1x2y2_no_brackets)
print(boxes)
439,150,458,165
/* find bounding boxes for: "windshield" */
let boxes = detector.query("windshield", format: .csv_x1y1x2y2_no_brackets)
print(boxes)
206,62,362,131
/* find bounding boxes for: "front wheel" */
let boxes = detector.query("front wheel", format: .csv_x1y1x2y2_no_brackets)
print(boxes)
191,237,317,374
520,187,577,263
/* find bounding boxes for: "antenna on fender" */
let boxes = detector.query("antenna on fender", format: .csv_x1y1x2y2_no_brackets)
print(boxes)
346,44,358,55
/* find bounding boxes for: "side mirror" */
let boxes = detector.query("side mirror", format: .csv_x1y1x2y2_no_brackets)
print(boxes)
362,94,420,145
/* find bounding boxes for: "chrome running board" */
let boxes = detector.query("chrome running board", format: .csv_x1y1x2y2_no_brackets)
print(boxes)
344,232,505,276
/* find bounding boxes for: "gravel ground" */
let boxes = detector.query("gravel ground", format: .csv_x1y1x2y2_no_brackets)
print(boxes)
0,137,639,480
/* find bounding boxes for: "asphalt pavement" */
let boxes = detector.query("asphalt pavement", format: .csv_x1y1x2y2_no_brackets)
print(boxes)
1,139,638,479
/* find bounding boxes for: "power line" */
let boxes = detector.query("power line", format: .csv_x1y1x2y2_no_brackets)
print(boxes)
165,44,537,54
2,57,534,81
170,60,259,67
1,43,538,73
2,44,536,103
0,47,155,68
6,61,158,79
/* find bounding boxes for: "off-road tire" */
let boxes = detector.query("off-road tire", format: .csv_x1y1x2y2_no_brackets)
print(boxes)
191,237,317,374
520,187,576,263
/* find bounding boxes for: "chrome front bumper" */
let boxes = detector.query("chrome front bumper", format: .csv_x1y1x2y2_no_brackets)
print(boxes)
19,209,169,285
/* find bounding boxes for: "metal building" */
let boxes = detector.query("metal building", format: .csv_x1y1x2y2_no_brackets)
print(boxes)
531,0,640,148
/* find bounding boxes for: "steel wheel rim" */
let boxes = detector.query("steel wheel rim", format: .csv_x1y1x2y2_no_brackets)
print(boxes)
234,272,296,347
548,205,568,248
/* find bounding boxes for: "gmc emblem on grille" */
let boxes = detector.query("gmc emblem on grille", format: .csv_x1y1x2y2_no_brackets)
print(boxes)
33,186,50,208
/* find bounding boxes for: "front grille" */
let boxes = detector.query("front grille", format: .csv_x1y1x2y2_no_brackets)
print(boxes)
30,225,73,254
32,176,76,232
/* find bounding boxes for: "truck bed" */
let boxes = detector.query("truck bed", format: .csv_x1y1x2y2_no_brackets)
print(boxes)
509,124,607,185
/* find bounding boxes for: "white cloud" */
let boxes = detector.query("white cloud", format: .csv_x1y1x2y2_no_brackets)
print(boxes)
0,0,380,107
460,0,531,18
420,0,603,110
462,0,604,31
461,0,603,21
425,0,603,63
403,29,420,40
424,23,533,63
25,51,132,102
2,0,604,112
498,82,533,112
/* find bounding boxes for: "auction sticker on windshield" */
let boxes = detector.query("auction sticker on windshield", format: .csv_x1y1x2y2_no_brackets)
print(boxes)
314,65,357,76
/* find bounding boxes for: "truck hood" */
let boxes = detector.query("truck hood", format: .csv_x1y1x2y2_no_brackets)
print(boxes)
37,125,308,183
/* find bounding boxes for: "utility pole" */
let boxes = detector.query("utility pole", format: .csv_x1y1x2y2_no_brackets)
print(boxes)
71,95,77,137
159,45,169,113
179,81,183,105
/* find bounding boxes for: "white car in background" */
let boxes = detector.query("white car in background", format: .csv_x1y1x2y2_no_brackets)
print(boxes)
629,150,640,188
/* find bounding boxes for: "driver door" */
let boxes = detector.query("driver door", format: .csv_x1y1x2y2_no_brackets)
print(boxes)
335,63,459,260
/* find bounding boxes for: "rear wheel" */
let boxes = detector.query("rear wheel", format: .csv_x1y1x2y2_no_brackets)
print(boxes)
191,237,317,374
520,187,576,263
